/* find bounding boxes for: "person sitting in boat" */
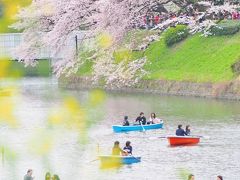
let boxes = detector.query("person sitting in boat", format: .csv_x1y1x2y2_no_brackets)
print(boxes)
123,141,132,156
135,112,146,125
148,113,163,124
112,141,125,156
185,125,191,136
123,116,130,126
176,124,187,136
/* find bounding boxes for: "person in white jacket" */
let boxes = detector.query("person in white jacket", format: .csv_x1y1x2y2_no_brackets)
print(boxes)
148,113,163,124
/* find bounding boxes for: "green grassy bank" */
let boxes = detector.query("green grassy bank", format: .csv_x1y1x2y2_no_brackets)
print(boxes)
144,32,240,82
2,60,51,77
77,30,240,83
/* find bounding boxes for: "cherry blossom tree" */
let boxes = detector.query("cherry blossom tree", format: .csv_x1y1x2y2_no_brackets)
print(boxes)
11,0,165,87
12,0,240,88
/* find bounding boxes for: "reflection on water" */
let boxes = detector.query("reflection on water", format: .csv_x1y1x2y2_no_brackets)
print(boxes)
0,78,240,180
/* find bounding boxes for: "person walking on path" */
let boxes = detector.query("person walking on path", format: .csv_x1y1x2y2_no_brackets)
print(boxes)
188,174,194,180
24,169,34,180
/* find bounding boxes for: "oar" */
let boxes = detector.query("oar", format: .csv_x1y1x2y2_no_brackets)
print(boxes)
130,155,140,162
148,136,167,140
88,158,99,163
88,143,100,163
140,122,146,132
192,135,210,139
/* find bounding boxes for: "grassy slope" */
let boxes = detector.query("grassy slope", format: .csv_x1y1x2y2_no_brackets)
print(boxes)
77,59,93,76
77,31,240,83
144,32,240,82
76,30,156,76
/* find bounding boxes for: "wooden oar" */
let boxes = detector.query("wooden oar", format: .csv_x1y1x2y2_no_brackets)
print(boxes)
130,155,140,162
88,143,100,163
140,122,146,132
88,158,99,163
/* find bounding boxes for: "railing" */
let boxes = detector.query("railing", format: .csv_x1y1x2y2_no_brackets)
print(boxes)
0,32,85,60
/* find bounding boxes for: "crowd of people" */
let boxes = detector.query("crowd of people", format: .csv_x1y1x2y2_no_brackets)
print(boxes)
209,9,240,20
142,12,177,29
232,11,240,19
141,6,240,29
23,169,60,180
123,112,163,126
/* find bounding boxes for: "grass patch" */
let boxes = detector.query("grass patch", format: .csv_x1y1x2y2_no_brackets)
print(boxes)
76,28,240,83
114,49,144,63
76,59,93,76
144,32,240,82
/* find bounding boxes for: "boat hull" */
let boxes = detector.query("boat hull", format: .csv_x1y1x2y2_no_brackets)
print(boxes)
99,155,141,164
167,136,200,146
99,155,141,167
112,123,163,133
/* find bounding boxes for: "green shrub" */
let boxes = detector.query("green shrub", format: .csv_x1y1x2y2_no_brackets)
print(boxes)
210,20,240,36
214,0,224,5
9,60,51,77
164,25,189,46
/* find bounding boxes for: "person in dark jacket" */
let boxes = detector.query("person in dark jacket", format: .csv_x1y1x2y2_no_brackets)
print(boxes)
135,112,146,125
185,125,191,136
123,141,132,155
123,116,130,126
176,124,187,136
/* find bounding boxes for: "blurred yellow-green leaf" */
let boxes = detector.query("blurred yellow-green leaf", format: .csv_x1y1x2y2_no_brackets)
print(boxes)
0,0,31,33
97,32,113,49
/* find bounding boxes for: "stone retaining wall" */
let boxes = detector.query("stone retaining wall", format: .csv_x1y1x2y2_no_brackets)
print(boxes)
59,76,240,100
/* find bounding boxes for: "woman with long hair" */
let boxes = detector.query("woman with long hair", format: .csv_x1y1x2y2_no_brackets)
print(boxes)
185,125,191,136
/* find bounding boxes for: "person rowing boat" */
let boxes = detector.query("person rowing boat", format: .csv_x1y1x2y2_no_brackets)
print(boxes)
135,112,146,125
176,124,187,136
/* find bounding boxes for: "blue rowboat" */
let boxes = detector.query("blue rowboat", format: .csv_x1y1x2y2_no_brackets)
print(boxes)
112,123,163,133
99,155,141,167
